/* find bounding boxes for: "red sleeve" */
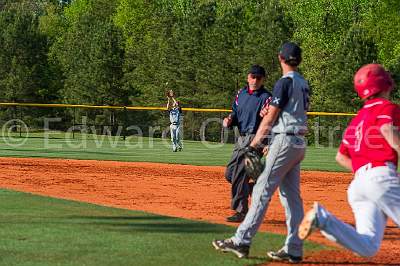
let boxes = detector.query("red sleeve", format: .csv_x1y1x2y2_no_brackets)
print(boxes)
338,126,351,156
339,141,350,156
376,104,399,127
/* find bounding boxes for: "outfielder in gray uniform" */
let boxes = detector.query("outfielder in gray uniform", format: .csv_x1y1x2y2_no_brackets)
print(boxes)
213,42,310,264
167,94,183,152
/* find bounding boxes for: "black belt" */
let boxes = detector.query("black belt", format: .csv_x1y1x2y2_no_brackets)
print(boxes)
240,132,303,136
275,132,304,136
239,132,255,137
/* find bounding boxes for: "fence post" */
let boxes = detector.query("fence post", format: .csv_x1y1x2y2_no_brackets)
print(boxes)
317,116,321,147
220,111,224,144
19,106,22,138
12,106,17,135
123,106,127,141
72,107,76,139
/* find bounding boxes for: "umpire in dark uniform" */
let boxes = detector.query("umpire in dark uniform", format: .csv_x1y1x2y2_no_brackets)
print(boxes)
223,65,272,222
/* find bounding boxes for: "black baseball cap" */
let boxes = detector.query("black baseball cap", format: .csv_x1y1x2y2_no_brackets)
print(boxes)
279,42,302,66
248,64,266,77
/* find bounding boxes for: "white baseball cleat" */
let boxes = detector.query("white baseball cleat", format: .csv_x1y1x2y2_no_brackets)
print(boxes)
298,202,319,240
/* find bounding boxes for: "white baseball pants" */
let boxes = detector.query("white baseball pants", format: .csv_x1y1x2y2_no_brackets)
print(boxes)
316,163,400,257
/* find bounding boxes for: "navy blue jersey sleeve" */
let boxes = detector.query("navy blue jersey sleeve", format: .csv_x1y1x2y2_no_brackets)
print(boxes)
270,78,292,109
230,102,238,126
230,88,243,126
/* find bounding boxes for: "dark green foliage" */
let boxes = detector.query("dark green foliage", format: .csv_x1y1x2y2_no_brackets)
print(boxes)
0,2,52,102
0,0,399,141
51,0,128,106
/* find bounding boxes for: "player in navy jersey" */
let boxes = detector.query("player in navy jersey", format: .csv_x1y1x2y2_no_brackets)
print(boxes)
213,42,310,263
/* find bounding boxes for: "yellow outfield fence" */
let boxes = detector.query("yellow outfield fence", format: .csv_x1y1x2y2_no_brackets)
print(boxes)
0,102,356,116
0,102,355,145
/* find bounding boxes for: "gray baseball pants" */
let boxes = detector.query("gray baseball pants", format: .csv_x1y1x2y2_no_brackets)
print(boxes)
170,124,182,151
232,133,306,257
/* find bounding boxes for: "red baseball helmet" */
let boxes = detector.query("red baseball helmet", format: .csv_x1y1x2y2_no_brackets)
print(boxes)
354,64,394,99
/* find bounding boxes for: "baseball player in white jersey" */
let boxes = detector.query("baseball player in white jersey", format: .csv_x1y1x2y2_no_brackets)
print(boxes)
298,63,400,258
212,42,310,263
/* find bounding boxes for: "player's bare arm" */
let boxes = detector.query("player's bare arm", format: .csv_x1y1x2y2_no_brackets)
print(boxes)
335,152,352,172
166,89,175,110
250,105,281,148
223,114,232,128
380,123,400,156
259,105,269,118
167,97,172,110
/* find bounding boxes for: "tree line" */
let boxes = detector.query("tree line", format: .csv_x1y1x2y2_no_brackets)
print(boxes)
0,0,399,141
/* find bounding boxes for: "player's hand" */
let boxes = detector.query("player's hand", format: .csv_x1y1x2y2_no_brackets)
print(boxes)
262,146,269,156
259,106,269,117
166,89,174,98
223,115,232,128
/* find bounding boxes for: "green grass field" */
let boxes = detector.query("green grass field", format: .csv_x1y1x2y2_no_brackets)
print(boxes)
0,189,326,266
0,132,345,171
0,133,336,265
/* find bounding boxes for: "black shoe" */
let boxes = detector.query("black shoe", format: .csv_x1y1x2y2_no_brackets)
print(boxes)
212,238,249,258
226,212,246,223
267,249,302,264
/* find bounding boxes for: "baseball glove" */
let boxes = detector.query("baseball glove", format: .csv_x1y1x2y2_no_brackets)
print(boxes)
166,89,174,98
244,146,264,182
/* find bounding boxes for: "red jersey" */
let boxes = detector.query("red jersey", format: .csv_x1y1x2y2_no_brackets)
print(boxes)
339,98,400,172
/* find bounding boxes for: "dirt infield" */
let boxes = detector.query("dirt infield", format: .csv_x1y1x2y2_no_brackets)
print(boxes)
0,157,399,265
